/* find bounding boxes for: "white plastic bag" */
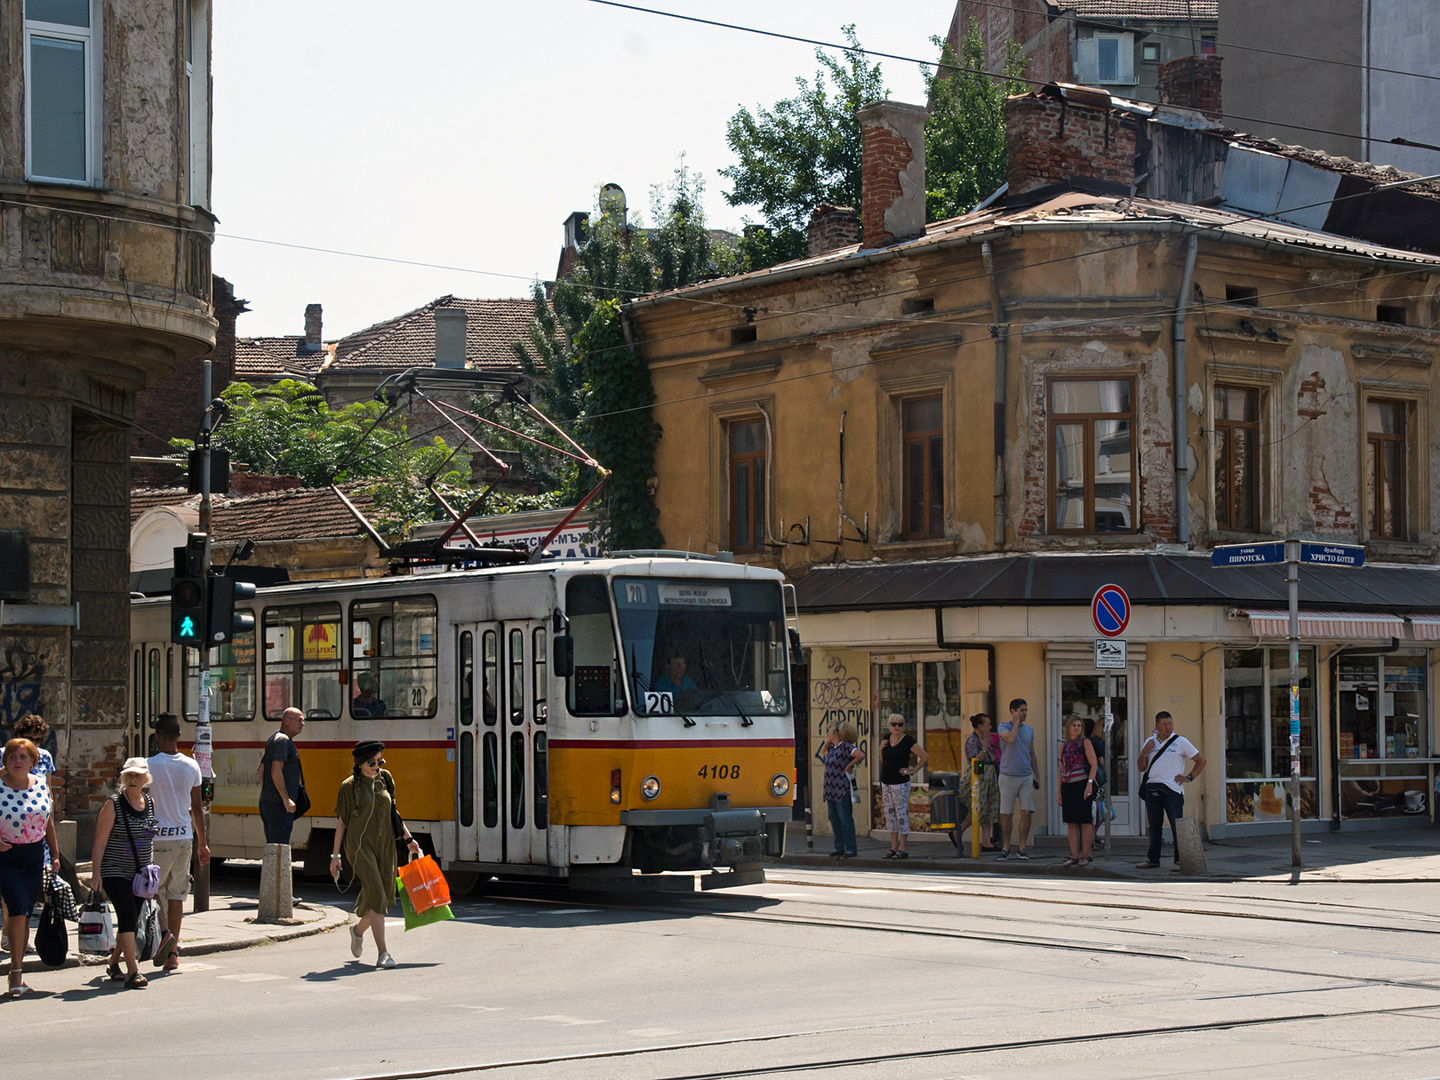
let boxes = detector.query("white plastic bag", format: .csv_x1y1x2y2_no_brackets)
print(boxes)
77,896,115,955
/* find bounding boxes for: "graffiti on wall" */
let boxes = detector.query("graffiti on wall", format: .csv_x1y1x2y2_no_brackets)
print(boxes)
0,646,46,730
810,651,871,740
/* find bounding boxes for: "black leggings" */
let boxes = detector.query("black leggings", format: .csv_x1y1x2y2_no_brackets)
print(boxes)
103,877,142,935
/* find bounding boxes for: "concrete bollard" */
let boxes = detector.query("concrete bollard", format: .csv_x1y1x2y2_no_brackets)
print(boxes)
1176,816,1208,875
258,843,293,922
55,819,77,863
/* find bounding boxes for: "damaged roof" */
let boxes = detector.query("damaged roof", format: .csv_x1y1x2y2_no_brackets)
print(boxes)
1058,0,1217,18
131,483,379,542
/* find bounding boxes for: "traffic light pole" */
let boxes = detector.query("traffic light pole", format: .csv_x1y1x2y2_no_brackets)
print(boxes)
194,357,214,913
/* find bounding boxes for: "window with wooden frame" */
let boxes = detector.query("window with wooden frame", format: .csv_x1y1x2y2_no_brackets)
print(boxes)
1366,399,1407,540
1048,378,1136,534
728,419,767,553
1213,385,1260,531
902,396,944,538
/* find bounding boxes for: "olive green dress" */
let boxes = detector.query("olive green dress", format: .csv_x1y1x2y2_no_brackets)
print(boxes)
335,770,397,917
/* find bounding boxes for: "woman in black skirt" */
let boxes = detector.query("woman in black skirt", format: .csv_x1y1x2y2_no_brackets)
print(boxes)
1056,716,1099,867
0,738,61,998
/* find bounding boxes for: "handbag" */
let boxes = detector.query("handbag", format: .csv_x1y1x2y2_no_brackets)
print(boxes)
134,899,161,962
396,876,454,931
848,773,861,805
78,893,116,954
397,854,450,915
36,895,68,967
121,794,162,900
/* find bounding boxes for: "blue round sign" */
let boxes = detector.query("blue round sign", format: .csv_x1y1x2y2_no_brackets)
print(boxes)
1091,584,1130,638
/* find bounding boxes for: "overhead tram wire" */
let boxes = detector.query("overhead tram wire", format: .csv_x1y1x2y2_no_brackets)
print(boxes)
585,0,1440,156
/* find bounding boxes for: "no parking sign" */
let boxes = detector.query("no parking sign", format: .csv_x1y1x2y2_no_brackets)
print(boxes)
1091,584,1130,638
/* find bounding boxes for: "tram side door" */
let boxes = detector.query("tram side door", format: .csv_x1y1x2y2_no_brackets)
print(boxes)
501,621,549,865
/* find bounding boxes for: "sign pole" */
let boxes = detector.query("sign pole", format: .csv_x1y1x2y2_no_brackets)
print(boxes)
1286,540,1302,868
1102,671,1113,862
194,357,214,913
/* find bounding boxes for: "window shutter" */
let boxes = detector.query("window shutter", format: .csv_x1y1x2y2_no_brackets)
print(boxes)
1118,33,1135,84
1075,37,1098,84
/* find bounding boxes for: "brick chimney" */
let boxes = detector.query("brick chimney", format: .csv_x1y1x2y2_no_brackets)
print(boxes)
303,303,323,351
1157,55,1223,121
434,306,468,369
857,101,928,249
807,203,860,255
1005,87,1140,200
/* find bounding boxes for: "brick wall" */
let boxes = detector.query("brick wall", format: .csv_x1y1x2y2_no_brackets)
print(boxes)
1157,55,1223,120
807,204,860,255
858,102,928,250
1006,91,1140,198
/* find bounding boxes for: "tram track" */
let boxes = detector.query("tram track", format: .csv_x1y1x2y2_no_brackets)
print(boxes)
329,1001,1440,1080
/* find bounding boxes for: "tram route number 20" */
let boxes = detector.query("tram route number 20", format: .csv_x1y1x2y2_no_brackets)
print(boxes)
644,691,675,714
697,764,740,779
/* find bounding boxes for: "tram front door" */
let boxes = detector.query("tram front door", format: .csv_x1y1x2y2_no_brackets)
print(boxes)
456,622,549,865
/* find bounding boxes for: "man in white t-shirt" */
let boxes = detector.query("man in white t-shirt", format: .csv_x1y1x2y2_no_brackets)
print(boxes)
1135,710,1205,869
147,712,210,971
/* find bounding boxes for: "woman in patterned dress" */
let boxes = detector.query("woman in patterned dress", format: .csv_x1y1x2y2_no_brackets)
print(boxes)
821,722,865,858
0,738,60,997
964,713,1002,852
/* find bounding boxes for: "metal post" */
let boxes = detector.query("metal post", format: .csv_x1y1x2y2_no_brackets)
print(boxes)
194,358,213,912
970,756,981,859
1286,540,1302,868
1102,672,1113,861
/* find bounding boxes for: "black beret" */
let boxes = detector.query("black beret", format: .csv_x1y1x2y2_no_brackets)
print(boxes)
352,740,385,761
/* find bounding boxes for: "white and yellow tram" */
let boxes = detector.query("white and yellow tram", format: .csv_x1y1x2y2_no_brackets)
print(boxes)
129,555,793,890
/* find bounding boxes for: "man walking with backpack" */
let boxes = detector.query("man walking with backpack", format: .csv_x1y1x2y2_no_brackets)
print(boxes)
1135,711,1205,869
147,713,209,971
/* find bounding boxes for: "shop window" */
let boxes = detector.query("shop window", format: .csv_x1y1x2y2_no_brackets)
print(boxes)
902,396,944,539
263,602,343,719
729,419,767,553
1222,647,1317,823
1213,385,1260,531
1365,399,1407,540
350,596,438,718
185,628,256,722
1048,378,1135,534
1337,654,1429,818
24,0,97,184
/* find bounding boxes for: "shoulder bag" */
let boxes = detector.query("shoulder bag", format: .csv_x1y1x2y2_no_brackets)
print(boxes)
122,794,162,900
1138,735,1180,796
35,891,68,967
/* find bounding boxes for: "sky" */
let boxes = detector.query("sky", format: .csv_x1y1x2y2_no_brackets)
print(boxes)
210,1,957,340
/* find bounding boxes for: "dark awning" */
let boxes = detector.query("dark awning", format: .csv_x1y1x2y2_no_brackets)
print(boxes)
792,553,1440,614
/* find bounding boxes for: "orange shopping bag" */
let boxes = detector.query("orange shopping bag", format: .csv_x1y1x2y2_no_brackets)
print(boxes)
397,854,451,915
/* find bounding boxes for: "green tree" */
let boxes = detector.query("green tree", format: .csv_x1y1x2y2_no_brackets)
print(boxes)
720,25,885,267
924,23,1026,221
172,379,472,537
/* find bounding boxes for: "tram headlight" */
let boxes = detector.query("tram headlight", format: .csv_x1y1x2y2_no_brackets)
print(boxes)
770,773,791,798
640,775,662,801
610,768,622,804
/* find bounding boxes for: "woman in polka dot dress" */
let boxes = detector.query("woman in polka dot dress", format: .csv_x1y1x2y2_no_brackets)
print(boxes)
0,738,60,998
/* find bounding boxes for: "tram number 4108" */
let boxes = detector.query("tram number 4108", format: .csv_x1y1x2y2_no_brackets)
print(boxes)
698,765,740,779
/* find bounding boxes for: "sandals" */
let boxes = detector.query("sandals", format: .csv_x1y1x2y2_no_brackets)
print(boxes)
8,970,31,998
1062,857,1080,867
1077,857,1093,867
896,851,909,860
106,961,125,982
125,971,148,990
884,851,899,859
152,931,177,968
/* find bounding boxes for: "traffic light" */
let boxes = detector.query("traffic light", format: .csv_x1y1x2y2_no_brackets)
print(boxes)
206,575,256,646
170,574,206,645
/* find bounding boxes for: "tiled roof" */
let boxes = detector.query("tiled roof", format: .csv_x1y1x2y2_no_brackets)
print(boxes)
130,483,379,542
1062,0,1217,18
234,336,328,380
325,296,539,374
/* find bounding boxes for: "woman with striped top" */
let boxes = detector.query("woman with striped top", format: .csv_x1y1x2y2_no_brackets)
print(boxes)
88,758,157,990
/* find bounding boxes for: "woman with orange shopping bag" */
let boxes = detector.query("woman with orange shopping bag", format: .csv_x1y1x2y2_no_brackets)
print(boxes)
331,741,419,969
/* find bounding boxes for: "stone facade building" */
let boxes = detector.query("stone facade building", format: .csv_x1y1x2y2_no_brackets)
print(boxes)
0,0,216,845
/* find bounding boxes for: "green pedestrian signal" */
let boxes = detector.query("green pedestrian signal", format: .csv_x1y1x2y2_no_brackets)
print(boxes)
178,615,197,639
170,575,206,645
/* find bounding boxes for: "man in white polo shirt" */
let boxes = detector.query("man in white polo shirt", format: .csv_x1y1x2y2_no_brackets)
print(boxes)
147,712,210,971
1135,710,1205,869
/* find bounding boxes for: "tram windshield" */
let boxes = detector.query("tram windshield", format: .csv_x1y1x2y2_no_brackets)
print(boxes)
612,577,789,717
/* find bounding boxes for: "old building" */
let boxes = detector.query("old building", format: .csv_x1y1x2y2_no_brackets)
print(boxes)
625,86,1440,845
0,0,216,843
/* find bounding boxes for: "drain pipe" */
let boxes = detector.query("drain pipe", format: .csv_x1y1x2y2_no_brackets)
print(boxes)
1173,233,1199,547
982,242,1008,545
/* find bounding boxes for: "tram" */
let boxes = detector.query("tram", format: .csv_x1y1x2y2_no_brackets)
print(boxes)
129,554,794,891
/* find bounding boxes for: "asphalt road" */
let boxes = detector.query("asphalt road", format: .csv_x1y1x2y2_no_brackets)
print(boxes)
11,864,1440,1079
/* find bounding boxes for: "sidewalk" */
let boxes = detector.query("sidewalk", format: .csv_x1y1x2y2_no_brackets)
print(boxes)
775,821,1440,883
10,864,351,974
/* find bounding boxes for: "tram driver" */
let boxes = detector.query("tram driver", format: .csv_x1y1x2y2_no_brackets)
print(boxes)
654,650,697,694
352,673,388,718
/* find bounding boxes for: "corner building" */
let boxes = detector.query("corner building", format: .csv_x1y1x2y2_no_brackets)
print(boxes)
626,91,1440,846
0,0,216,847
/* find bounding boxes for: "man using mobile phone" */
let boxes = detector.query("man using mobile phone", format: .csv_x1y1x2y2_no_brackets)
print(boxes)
1135,711,1205,868
996,699,1040,859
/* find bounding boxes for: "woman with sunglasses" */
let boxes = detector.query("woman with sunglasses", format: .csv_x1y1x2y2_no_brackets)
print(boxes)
879,713,928,860
332,741,420,968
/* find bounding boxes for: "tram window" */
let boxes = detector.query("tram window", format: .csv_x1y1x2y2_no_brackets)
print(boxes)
166,647,174,712
148,648,162,727
482,732,498,827
459,631,474,727
350,596,438,719
263,602,343,719
565,575,623,716
509,731,525,828
132,650,142,731
482,630,498,726
534,732,548,829
459,730,475,828
184,632,256,722
533,628,547,725
508,628,524,725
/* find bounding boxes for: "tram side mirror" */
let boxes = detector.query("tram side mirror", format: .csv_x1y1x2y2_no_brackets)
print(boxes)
788,627,804,668
553,634,574,678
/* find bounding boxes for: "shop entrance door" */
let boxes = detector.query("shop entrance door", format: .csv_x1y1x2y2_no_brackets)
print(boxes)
1051,669,1138,832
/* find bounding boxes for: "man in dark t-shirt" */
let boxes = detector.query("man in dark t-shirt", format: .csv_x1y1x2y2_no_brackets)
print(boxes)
258,707,305,844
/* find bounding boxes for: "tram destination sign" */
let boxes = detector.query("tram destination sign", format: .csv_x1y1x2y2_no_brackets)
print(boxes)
1211,541,1285,567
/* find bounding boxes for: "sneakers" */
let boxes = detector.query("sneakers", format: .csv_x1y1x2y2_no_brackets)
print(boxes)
349,925,364,959
997,848,1010,860
1016,849,1030,860
376,951,396,969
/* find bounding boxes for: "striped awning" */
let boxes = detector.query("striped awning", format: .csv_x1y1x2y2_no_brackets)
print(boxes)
1242,609,1405,638
1408,615,1440,641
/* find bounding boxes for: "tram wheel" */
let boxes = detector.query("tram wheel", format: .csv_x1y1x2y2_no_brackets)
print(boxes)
445,871,486,897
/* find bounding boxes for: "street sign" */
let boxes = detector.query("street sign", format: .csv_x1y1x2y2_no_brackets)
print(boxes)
1212,541,1286,567
1299,541,1365,568
1094,638,1127,670
1091,584,1130,638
